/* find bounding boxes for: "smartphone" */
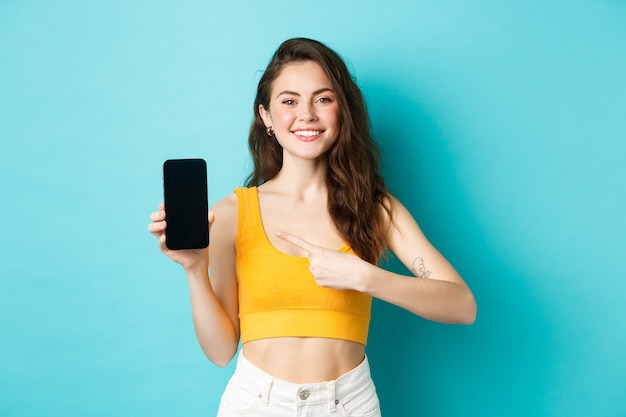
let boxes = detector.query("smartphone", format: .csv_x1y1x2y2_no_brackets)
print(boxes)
163,158,209,250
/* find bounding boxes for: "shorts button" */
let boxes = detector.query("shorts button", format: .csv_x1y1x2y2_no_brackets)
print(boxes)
299,390,311,400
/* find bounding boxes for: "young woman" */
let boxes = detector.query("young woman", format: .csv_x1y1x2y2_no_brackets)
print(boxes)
149,38,476,417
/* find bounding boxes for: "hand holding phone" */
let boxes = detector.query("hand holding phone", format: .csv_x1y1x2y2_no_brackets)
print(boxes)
163,158,209,250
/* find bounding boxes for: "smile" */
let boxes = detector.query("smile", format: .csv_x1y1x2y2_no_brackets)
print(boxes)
292,130,323,141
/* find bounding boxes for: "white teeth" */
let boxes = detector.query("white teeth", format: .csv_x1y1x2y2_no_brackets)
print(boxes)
293,130,321,137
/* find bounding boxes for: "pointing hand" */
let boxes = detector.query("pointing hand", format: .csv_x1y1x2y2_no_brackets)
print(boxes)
276,231,371,292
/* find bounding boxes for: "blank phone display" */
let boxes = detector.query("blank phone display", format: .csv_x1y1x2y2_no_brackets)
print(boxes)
163,159,209,250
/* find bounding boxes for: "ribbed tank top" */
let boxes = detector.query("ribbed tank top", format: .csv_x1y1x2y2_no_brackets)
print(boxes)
235,187,372,345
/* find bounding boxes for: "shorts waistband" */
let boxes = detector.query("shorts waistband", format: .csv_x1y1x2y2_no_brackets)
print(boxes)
232,351,373,407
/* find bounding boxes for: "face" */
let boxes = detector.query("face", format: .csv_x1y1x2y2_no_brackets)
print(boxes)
259,61,340,161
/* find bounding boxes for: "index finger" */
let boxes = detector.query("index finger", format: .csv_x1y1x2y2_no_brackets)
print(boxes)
275,231,317,255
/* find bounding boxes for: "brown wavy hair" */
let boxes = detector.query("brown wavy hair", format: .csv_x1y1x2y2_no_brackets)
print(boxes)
245,38,391,264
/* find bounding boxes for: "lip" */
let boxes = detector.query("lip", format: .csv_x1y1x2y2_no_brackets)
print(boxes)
291,129,324,142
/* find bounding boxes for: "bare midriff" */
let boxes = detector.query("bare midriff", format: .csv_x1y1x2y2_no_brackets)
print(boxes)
242,337,365,383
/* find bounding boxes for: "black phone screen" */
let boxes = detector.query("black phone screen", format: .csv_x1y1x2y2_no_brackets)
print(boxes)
163,158,209,250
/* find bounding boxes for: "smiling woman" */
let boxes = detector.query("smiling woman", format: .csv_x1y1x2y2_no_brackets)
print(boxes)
259,61,340,160
148,37,476,417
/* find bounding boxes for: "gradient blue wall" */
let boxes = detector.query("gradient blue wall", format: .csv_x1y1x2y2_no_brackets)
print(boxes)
1,1,625,416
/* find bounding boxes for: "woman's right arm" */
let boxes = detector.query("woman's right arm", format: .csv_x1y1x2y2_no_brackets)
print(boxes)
148,194,240,367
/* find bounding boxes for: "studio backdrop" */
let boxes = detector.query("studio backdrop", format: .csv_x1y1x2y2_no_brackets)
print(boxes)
1,1,625,416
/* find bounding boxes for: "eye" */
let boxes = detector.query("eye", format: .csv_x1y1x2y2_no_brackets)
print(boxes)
281,99,296,105
317,97,333,103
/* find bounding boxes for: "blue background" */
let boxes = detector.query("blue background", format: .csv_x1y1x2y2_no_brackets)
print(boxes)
1,1,625,416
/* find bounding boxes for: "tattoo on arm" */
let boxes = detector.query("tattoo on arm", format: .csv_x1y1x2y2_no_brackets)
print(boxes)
411,257,432,279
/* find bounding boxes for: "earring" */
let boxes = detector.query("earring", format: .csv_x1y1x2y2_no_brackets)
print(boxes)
266,126,274,137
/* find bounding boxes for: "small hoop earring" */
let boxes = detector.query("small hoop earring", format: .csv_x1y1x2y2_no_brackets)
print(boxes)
266,126,274,137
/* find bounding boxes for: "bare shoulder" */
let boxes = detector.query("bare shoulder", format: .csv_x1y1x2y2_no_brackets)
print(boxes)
211,191,238,217
384,194,421,234
209,191,239,245
383,194,429,251
386,193,410,217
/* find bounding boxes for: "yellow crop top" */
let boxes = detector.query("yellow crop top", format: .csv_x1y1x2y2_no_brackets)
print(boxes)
235,187,372,345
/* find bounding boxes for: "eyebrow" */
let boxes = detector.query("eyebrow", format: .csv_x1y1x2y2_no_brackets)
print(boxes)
275,87,335,99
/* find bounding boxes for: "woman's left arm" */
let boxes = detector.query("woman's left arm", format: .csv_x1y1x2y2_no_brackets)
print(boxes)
364,195,476,324
276,196,476,325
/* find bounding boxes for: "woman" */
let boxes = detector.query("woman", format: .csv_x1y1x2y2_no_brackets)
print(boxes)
149,38,476,417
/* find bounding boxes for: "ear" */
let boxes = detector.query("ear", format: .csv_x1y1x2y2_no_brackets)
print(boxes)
259,104,272,128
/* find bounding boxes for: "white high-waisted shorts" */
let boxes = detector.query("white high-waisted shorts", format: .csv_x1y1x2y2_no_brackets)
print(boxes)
216,352,381,417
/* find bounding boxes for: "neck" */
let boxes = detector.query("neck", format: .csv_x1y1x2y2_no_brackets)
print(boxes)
267,155,329,199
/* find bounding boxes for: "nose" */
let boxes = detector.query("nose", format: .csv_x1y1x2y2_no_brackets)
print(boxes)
298,102,318,122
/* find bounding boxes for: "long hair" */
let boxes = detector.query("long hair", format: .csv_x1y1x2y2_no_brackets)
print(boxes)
246,38,391,264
